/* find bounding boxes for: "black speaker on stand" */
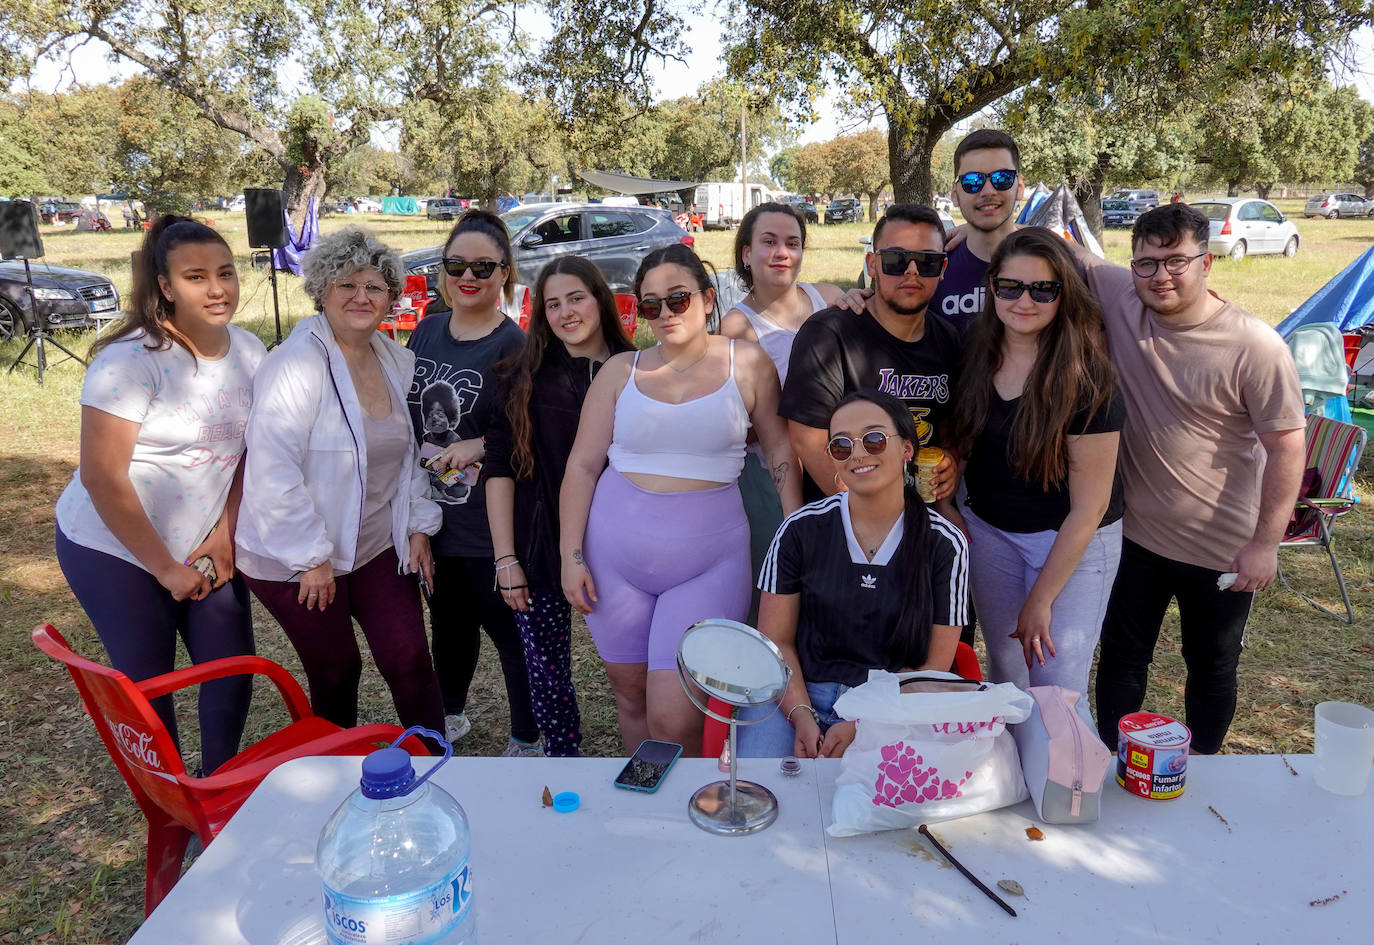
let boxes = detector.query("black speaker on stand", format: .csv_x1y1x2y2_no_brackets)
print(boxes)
244,188,289,348
2,200,86,385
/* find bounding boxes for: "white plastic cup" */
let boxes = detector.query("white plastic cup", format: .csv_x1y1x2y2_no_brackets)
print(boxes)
1313,701,1374,796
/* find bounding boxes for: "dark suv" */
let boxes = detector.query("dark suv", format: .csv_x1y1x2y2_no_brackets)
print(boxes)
780,195,819,224
0,261,119,339
404,203,691,315
825,198,863,224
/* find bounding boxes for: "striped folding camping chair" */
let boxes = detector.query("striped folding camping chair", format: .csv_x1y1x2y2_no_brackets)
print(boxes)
1276,414,1367,623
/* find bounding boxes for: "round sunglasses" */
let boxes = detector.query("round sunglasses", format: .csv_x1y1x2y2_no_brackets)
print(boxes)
638,288,705,320
827,430,897,461
442,257,507,279
957,169,1018,194
991,277,1063,303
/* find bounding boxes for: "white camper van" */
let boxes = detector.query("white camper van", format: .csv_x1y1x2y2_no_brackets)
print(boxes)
693,182,775,229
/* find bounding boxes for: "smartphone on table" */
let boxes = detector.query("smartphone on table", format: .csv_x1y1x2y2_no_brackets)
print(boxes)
614,739,683,793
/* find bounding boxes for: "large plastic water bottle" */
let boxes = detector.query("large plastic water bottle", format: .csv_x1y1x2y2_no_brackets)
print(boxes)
317,727,475,945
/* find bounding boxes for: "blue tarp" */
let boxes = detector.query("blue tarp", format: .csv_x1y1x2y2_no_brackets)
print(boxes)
381,196,419,214
272,196,318,276
1276,246,1374,338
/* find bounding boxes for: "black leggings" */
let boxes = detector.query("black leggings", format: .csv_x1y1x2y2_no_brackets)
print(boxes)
56,527,255,774
430,554,538,742
1094,538,1253,754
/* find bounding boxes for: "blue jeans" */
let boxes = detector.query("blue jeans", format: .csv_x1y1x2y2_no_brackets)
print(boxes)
736,680,851,757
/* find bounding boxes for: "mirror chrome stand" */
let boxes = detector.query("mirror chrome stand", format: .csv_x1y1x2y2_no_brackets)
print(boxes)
676,619,790,837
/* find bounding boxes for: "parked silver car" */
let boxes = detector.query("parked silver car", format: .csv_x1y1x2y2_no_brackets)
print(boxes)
1194,198,1299,261
1304,192,1373,219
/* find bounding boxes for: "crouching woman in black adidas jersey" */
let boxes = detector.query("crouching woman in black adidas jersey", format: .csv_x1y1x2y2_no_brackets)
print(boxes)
737,389,969,758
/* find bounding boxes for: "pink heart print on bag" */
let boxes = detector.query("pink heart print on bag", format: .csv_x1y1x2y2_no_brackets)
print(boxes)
872,740,970,807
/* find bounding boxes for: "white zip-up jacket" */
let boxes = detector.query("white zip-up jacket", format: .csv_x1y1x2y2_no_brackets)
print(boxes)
236,314,441,579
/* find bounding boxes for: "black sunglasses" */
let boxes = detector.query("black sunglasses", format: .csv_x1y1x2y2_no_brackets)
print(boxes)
992,277,1063,303
638,289,704,320
442,257,507,279
827,430,896,462
877,249,948,278
957,169,1018,194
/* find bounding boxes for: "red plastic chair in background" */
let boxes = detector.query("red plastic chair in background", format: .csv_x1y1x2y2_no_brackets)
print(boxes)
32,624,427,915
613,293,639,341
378,274,432,338
700,642,984,759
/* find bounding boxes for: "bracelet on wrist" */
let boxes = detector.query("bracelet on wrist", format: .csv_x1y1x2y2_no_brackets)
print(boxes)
494,554,518,564
495,560,520,571
786,704,819,726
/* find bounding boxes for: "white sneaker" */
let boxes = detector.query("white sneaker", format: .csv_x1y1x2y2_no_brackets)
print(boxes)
445,713,471,743
500,737,545,758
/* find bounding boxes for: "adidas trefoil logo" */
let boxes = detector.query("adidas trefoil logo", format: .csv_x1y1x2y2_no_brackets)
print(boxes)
861,573,877,589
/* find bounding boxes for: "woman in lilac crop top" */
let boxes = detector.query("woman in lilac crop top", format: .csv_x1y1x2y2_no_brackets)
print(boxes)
560,244,801,756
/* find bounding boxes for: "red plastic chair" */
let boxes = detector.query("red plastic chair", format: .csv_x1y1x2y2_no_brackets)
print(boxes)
33,624,426,915
378,274,432,338
700,642,984,759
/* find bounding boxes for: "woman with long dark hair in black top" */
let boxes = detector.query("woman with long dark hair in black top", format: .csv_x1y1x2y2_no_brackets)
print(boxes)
485,256,633,756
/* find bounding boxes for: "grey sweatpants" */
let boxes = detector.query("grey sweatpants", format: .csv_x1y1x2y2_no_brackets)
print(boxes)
965,508,1122,696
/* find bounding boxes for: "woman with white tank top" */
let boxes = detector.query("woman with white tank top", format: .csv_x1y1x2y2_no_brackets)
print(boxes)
720,202,844,619
560,245,801,755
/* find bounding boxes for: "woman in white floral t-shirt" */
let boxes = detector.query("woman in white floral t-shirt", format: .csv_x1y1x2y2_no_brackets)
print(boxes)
55,215,264,774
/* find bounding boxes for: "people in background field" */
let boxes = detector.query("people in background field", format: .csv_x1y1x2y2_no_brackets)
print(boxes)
560,244,801,756
948,228,1124,694
738,390,968,758
485,257,634,757
781,203,961,519
405,209,542,756
929,128,1026,327
236,227,444,740
56,215,262,774
1076,204,1305,754
721,201,845,618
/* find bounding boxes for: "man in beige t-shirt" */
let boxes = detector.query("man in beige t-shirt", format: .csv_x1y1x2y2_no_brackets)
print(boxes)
1077,203,1305,755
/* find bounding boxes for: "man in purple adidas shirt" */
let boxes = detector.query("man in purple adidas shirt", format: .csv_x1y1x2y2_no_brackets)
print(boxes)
927,129,1026,329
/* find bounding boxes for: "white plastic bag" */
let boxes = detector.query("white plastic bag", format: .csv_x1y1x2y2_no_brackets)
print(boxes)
828,670,1032,837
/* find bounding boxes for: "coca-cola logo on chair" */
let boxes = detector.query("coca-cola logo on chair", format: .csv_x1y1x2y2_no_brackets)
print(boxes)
112,721,164,771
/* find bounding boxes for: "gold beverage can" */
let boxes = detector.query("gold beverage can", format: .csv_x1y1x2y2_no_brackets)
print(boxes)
916,447,944,503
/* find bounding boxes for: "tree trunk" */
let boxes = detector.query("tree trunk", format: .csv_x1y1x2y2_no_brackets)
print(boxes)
867,192,881,220
1226,179,1241,197
283,163,328,234
1072,158,1108,242
888,118,944,205
1255,181,1273,199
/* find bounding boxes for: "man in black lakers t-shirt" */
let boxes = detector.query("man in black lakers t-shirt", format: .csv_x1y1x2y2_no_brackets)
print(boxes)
780,204,963,522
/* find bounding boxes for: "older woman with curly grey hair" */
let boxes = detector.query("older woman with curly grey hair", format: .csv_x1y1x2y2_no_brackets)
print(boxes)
236,226,446,737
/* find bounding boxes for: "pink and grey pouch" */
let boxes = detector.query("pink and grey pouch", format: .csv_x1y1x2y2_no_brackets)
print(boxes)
1011,686,1113,824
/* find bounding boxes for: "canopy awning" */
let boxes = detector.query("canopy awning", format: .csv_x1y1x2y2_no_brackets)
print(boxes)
576,169,702,196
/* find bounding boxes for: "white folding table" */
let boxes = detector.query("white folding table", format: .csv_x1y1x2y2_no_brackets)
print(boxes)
127,754,1370,944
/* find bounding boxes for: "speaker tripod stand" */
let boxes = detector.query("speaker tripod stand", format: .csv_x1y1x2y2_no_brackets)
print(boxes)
6,258,86,385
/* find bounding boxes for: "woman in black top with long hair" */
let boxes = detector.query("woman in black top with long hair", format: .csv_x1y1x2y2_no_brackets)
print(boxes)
485,257,633,756
739,389,969,758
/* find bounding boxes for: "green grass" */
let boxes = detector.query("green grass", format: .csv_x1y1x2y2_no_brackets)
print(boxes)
1,201,1371,942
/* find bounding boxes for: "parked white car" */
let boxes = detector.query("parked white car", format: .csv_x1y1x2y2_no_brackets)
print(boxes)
1194,198,1299,262
354,196,382,213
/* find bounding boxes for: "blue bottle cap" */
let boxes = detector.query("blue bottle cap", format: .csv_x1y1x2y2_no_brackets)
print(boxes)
552,791,580,812
361,747,416,798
